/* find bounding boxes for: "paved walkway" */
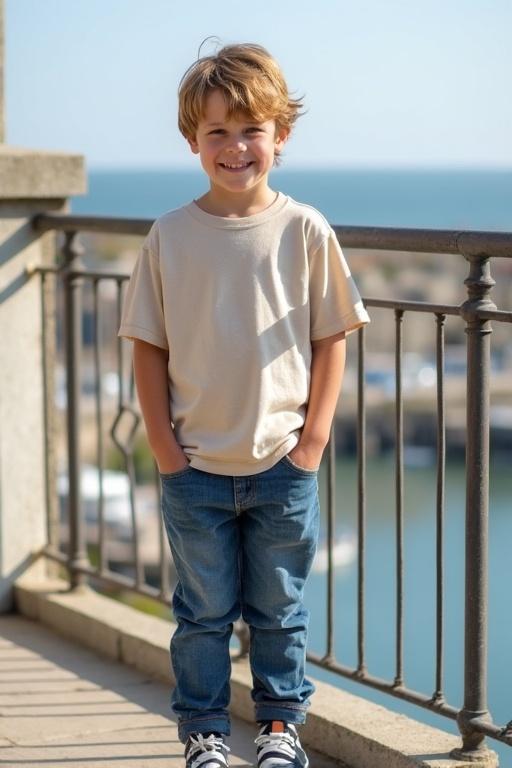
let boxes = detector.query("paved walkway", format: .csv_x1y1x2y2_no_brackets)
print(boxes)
0,615,340,768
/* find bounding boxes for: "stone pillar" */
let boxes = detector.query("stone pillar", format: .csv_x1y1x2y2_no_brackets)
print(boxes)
0,0,5,144
0,0,4,142
0,2,87,610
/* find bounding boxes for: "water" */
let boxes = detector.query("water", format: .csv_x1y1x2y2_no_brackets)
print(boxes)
76,167,511,761
305,454,511,764
72,167,512,232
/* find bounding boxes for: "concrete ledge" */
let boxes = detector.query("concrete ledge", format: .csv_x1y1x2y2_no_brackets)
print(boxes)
0,145,86,198
14,576,498,768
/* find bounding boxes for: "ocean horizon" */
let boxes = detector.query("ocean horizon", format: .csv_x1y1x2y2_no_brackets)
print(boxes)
71,166,512,232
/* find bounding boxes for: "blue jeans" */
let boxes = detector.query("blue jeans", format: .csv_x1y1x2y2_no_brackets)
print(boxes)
160,454,320,743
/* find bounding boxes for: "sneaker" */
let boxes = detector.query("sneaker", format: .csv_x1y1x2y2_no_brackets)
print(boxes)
255,721,309,768
185,732,230,768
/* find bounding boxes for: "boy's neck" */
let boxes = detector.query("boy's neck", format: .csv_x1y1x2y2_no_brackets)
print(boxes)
194,185,278,218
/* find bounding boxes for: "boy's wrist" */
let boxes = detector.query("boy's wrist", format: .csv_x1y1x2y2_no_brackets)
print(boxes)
289,434,327,470
297,432,329,453
149,433,187,468
154,443,190,474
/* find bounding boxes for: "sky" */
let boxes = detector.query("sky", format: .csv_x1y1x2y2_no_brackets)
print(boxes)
5,0,512,170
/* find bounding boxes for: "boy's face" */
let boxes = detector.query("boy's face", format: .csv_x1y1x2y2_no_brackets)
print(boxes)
187,89,289,201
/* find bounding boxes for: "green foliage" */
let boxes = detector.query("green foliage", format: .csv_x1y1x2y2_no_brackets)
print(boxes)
105,433,156,484
87,544,100,568
95,586,172,620
381,263,399,280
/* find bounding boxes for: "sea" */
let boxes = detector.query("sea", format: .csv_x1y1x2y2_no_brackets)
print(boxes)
71,166,512,232
75,167,512,763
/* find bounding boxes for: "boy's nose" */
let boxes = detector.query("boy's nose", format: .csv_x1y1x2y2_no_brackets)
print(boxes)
226,139,247,152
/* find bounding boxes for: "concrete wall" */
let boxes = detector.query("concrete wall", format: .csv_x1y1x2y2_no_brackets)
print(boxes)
0,148,86,610
0,0,4,143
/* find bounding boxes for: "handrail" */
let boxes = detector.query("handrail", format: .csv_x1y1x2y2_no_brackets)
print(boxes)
33,212,512,257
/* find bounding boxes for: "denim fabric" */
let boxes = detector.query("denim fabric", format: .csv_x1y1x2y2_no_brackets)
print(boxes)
160,455,320,743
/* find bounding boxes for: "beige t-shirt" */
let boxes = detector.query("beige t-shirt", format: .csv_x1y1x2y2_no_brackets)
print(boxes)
118,191,370,475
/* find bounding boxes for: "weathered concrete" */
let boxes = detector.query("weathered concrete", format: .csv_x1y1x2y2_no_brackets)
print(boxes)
0,139,86,611
14,573,499,768
0,614,339,767
0,146,86,198
0,206,59,611
0,212,51,610
0,0,4,143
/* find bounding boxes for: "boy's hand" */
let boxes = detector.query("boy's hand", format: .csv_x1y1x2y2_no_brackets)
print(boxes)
132,340,190,474
287,439,325,471
156,445,190,474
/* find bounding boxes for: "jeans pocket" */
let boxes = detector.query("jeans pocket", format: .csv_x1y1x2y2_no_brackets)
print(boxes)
281,454,319,475
160,465,193,480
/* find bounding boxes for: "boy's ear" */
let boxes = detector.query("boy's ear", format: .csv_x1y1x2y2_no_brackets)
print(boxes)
274,126,290,151
187,136,200,155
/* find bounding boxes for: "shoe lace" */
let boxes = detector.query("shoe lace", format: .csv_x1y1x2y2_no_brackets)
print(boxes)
255,728,296,758
187,733,230,767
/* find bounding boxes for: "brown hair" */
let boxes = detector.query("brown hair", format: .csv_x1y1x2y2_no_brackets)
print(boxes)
178,41,305,165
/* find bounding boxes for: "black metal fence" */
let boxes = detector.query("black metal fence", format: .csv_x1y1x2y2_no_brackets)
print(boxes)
32,211,512,762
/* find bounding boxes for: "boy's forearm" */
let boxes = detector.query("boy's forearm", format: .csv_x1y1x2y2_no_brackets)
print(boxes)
132,339,184,465
299,331,347,454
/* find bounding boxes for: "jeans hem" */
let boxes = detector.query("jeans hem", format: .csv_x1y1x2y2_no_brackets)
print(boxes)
254,702,309,725
178,715,231,744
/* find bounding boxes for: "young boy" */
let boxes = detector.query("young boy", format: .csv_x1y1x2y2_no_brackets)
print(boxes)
119,42,370,768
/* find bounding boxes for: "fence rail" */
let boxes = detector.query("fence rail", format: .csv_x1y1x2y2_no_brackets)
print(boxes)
31,212,512,761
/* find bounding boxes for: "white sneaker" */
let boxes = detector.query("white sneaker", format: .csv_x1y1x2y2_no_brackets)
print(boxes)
255,721,309,768
185,732,230,768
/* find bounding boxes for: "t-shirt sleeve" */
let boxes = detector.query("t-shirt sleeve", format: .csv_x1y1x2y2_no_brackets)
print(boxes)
309,227,370,341
117,240,168,350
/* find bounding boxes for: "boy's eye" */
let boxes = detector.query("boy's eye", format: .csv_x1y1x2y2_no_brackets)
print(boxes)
207,127,263,136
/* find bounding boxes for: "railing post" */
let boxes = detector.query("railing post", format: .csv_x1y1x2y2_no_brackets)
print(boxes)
63,232,88,589
451,252,497,763
325,422,336,663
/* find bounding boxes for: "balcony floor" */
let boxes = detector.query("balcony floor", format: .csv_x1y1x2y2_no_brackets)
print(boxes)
0,615,340,767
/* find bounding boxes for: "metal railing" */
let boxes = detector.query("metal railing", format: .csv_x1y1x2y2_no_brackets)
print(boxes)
31,211,512,762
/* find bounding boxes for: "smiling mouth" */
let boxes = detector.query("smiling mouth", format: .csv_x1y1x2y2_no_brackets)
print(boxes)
219,161,254,170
